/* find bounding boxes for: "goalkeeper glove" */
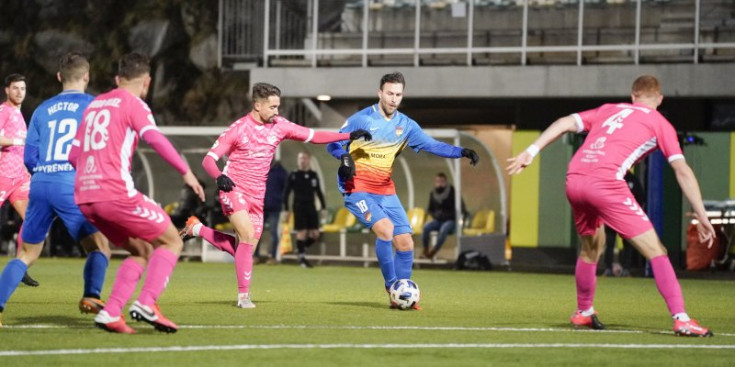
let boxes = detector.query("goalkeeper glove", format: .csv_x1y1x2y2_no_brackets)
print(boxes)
461,148,479,166
349,129,372,141
216,174,236,192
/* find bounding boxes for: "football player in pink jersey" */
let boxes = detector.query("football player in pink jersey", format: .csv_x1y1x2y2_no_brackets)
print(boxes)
507,75,715,337
180,82,371,309
0,73,39,288
68,53,205,334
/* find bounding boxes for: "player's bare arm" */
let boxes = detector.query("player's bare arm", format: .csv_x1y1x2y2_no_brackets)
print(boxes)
669,159,716,246
506,115,578,175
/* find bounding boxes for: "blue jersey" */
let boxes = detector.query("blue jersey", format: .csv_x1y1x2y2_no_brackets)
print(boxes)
327,104,462,195
25,90,94,185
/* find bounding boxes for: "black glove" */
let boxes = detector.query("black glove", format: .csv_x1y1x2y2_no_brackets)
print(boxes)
216,174,236,192
338,154,356,180
461,148,479,166
349,129,372,141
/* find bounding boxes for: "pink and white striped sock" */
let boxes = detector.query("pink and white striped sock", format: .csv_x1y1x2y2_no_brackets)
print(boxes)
234,243,254,294
137,247,179,306
650,255,686,316
199,225,237,257
575,257,597,312
104,258,144,317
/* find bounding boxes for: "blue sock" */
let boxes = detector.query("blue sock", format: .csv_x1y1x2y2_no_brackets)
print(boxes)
83,251,109,298
0,259,28,311
375,238,397,288
394,250,414,280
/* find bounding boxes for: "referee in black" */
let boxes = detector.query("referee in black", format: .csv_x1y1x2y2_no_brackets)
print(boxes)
284,152,326,268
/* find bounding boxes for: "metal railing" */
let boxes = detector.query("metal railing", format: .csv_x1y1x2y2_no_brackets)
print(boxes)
219,0,735,68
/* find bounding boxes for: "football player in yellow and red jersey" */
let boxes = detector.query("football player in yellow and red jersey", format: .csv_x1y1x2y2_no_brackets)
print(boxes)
327,72,479,309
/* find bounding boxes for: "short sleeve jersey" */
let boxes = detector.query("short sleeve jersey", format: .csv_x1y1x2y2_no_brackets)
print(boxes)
73,88,160,203
336,104,440,195
207,114,314,203
0,101,28,178
27,91,94,185
567,102,683,180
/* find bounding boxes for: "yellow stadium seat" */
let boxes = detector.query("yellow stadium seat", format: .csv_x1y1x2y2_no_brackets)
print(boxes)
463,209,495,236
322,208,356,233
164,202,179,214
214,222,234,231
406,207,426,235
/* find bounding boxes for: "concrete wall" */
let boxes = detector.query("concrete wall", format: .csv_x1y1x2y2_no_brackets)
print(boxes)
251,64,735,99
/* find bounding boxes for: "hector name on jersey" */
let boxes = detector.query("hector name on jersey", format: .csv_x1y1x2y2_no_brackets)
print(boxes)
25,91,94,185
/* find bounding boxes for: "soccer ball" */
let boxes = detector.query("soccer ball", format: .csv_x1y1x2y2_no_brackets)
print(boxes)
389,279,420,310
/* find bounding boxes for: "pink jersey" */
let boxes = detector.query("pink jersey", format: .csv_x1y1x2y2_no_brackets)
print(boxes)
207,114,314,203
73,88,161,203
567,102,683,181
0,101,28,178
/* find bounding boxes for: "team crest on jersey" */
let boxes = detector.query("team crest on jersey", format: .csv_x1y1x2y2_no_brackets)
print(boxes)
364,212,372,222
590,137,606,150
267,134,277,144
241,135,249,144
84,156,96,174
395,126,404,136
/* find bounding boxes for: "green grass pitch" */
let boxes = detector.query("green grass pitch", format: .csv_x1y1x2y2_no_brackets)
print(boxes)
0,258,733,366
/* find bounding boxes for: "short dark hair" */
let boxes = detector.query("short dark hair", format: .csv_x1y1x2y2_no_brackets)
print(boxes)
59,52,89,83
251,82,281,102
379,72,405,90
436,172,447,180
4,73,25,88
117,52,151,80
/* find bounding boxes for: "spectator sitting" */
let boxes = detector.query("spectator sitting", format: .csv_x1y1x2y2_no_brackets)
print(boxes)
421,172,466,259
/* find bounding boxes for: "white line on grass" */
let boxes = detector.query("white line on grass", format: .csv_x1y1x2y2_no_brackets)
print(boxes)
4,324,734,337
182,324,645,334
2,343,734,357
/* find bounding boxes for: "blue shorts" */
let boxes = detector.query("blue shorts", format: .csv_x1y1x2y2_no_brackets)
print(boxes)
343,192,412,236
22,182,99,244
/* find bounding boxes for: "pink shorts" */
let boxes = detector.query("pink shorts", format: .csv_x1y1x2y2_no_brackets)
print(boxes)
0,174,30,204
565,175,652,239
78,192,171,247
218,188,264,240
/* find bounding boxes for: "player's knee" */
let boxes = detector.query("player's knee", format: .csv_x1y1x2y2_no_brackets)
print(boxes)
642,244,667,259
167,237,184,253
296,231,307,241
375,229,393,241
394,241,413,252
126,239,154,259
18,249,41,265
372,220,394,240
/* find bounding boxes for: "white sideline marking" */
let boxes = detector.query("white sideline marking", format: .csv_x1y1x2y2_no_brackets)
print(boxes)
1,343,734,357
3,324,734,337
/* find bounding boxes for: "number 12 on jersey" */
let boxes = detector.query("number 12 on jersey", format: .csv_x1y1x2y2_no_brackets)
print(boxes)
46,118,77,161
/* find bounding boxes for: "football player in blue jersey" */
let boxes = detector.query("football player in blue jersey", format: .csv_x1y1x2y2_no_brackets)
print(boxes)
326,72,479,309
0,53,111,327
